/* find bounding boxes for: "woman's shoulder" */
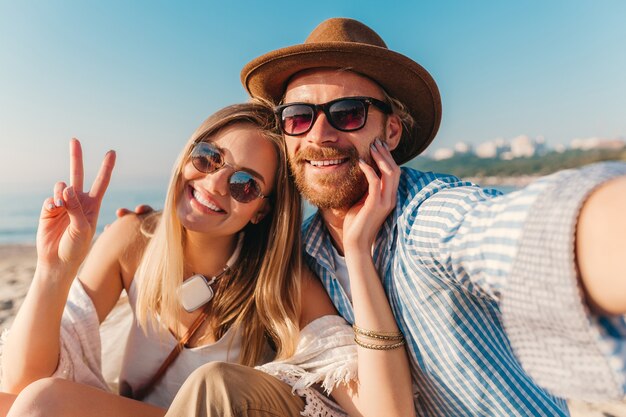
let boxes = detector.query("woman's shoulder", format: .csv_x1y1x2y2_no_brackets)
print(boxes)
102,213,150,249
93,213,157,276
299,265,337,328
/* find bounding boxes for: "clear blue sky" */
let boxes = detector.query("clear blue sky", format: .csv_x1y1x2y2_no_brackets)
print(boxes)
1,0,625,191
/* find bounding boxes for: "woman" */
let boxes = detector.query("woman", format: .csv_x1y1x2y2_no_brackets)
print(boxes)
0,102,414,416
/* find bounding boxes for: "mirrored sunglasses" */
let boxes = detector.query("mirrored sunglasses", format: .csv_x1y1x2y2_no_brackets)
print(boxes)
189,142,266,203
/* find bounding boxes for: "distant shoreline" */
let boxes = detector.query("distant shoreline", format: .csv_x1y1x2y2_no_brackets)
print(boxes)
464,175,538,188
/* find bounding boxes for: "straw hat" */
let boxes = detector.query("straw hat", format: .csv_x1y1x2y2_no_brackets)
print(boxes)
241,17,442,164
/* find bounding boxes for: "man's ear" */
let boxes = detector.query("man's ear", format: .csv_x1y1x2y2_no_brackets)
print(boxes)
385,114,403,151
251,200,271,224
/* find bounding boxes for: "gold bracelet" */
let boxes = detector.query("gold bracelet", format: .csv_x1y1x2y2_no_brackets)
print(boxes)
354,336,406,350
352,324,404,341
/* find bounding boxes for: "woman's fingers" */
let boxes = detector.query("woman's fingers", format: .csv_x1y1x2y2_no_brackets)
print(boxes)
69,138,84,194
41,197,58,216
358,157,381,201
372,139,395,175
53,181,67,208
371,139,399,205
63,186,89,233
89,150,116,200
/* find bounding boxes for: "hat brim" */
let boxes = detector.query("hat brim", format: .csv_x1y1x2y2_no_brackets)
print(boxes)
241,42,442,164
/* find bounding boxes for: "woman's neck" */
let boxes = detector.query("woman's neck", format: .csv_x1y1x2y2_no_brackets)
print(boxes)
183,231,238,279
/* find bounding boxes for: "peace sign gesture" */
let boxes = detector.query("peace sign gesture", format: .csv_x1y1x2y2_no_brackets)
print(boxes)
36,139,116,276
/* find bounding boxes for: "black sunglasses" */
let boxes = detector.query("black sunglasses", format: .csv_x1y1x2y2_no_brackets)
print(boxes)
275,96,392,136
189,141,266,203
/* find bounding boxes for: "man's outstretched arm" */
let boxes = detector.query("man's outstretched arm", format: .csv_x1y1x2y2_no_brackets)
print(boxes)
577,175,626,315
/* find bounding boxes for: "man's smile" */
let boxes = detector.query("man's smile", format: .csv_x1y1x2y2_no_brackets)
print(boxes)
307,158,349,168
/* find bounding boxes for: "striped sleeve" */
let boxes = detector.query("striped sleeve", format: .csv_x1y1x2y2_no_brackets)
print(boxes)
403,162,626,400
501,162,626,401
401,169,544,301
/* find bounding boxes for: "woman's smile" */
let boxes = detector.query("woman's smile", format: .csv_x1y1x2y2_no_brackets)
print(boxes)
187,185,226,214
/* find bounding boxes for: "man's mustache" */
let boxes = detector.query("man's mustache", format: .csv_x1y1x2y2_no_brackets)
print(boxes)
293,146,359,164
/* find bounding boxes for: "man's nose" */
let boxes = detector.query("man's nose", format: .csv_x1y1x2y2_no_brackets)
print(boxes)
304,112,338,145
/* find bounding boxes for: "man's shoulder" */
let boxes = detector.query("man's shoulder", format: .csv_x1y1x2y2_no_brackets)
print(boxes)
396,168,502,219
398,167,471,198
301,211,325,245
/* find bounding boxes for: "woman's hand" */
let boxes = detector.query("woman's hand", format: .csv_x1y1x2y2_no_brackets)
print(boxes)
36,138,116,276
343,138,400,253
336,139,414,417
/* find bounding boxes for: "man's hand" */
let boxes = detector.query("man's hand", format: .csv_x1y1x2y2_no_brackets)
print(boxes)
102,205,155,231
115,204,155,218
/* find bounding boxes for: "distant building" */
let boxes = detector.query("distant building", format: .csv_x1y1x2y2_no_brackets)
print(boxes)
501,135,547,160
430,141,474,160
476,138,509,158
454,141,472,154
429,135,623,162
570,137,625,151
432,147,455,160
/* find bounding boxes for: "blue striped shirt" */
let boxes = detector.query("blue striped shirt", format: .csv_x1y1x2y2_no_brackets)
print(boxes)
302,163,626,417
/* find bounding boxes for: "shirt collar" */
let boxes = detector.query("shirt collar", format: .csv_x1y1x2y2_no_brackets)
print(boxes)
302,200,400,273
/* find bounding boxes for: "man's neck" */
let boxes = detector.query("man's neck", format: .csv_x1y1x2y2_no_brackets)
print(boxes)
320,207,349,256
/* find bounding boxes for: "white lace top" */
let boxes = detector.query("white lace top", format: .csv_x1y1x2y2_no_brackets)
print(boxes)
1,279,357,416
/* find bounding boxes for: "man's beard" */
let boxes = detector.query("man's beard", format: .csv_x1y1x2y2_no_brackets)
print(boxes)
289,143,377,210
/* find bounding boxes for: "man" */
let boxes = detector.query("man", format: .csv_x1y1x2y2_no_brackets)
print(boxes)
138,17,625,417
235,17,626,416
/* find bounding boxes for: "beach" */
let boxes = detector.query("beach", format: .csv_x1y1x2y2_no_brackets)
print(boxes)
0,244,37,329
0,243,625,415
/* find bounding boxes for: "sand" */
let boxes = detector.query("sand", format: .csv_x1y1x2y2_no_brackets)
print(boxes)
0,244,37,330
1,243,625,416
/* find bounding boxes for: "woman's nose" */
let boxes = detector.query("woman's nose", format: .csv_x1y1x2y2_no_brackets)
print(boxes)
202,166,232,197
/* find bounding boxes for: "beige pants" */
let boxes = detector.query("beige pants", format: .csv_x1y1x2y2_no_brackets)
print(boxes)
165,362,305,417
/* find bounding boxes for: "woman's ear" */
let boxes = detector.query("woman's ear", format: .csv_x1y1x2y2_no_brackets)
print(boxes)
251,201,271,224
385,114,402,151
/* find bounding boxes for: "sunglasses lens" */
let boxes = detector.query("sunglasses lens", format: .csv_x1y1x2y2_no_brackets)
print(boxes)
229,171,262,203
280,105,314,135
329,99,366,131
191,142,222,173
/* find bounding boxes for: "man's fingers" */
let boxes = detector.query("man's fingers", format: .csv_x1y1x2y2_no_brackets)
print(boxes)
132,204,155,215
115,208,133,218
115,204,154,219
89,150,116,200
69,138,85,194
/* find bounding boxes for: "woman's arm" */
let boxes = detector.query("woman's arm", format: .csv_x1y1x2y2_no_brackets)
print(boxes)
333,139,414,417
78,213,148,323
298,269,338,328
1,139,117,393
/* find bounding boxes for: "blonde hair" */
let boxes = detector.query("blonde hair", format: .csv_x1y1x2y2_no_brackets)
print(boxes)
135,100,302,365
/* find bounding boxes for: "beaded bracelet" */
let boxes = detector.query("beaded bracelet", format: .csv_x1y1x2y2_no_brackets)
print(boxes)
352,324,404,341
354,336,406,350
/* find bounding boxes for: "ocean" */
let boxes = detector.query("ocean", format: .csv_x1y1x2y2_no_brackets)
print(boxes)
0,185,517,244
0,187,320,244
0,187,168,244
